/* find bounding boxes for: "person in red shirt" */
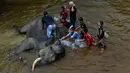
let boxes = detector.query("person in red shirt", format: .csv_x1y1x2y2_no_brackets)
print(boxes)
79,30,95,47
60,6,68,22
60,17,70,29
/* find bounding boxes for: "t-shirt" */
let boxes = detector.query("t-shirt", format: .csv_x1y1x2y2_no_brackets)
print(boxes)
98,25,104,39
47,24,56,38
84,33,93,46
80,22,88,33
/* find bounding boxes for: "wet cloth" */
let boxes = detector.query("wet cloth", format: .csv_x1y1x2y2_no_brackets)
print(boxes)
47,24,56,38
60,40,86,49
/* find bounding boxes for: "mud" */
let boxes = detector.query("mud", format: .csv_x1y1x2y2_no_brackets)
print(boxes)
1,0,130,73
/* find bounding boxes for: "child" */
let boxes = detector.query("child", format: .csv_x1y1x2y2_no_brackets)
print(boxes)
79,30,95,47
96,21,106,53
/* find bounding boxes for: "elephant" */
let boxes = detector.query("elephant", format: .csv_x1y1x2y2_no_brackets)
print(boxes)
31,40,65,72
12,16,43,34
12,15,68,41
8,37,86,72
7,37,65,72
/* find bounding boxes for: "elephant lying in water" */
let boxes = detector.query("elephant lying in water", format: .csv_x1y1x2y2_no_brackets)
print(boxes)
32,40,65,72
8,38,65,72
8,37,86,72
12,15,68,42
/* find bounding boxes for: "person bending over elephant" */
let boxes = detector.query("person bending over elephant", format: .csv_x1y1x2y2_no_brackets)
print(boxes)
61,26,86,49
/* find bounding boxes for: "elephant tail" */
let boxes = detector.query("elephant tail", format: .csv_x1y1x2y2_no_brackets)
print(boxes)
31,57,42,72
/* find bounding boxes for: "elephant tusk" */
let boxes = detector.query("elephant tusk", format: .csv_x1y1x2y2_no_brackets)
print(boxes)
32,57,42,72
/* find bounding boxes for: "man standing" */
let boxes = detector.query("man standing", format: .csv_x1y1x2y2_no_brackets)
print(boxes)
69,1,77,28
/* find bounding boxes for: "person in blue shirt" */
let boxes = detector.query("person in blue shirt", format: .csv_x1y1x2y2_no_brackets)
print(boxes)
61,26,86,49
42,11,55,29
61,26,80,41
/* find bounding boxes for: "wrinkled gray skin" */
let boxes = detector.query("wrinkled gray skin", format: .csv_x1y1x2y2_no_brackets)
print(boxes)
12,16,48,40
8,37,65,71
12,16,68,41
38,40,65,64
31,40,65,71
12,16,43,34
9,15,68,71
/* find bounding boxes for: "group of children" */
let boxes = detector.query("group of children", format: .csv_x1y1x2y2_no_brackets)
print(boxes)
42,1,106,54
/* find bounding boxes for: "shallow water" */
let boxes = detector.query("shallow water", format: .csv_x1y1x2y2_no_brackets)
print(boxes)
0,0,62,72
1,0,130,73
0,0,61,32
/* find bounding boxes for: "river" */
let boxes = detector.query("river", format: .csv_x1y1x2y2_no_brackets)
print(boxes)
0,0,130,73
